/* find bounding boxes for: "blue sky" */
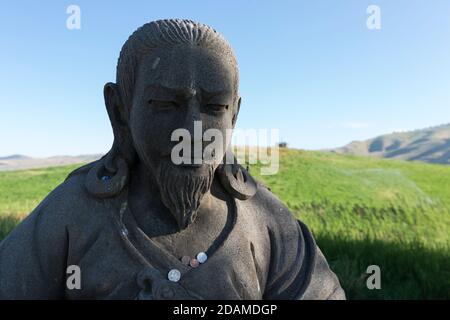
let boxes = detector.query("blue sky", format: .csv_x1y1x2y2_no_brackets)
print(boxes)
1,1,450,157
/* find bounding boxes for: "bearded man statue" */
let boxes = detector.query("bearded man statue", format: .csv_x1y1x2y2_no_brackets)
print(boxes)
0,19,345,300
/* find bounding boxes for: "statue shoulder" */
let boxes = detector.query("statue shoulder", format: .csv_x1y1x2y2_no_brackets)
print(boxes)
250,180,296,224
64,159,99,181
30,161,107,225
0,161,109,298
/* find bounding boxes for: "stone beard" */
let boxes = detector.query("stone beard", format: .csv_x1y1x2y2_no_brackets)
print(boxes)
156,162,215,230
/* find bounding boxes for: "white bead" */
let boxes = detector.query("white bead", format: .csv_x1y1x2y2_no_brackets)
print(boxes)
168,269,181,282
197,252,208,264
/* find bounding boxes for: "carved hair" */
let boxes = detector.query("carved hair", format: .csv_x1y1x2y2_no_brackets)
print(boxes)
116,18,239,110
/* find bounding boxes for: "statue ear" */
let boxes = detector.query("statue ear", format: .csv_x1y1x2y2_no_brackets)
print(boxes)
232,97,241,128
103,82,136,165
103,82,136,170
84,83,134,198
217,150,257,200
104,82,128,129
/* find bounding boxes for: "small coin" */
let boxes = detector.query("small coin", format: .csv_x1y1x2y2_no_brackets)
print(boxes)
181,255,191,265
167,269,181,282
190,258,200,268
197,252,208,264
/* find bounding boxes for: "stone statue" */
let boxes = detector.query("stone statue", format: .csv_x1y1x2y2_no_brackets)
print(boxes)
0,19,345,300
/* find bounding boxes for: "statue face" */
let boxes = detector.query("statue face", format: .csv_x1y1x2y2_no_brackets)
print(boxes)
130,46,238,174
128,46,239,229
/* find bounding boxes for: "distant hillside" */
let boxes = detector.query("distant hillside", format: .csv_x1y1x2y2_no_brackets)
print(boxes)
332,123,450,164
0,154,30,161
0,154,101,171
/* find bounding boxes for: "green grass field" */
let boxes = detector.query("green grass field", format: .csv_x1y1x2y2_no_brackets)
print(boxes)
0,150,449,299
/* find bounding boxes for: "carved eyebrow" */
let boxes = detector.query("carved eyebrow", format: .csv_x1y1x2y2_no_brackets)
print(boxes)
201,88,231,100
145,84,231,101
201,87,228,95
146,84,200,100
145,84,178,97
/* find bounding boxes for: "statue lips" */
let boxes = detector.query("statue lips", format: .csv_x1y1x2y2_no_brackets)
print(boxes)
160,153,203,169
172,161,212,176
178,163,203,169
161,145,217,169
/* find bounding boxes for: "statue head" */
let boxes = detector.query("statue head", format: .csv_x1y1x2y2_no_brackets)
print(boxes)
91,19,245,229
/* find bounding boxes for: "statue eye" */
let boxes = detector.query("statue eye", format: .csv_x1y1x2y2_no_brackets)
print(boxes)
148,99,179,110
205,104,229,112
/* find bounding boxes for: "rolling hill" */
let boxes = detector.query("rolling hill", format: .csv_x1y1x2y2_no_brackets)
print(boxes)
332,123,450,165
0,154,102,171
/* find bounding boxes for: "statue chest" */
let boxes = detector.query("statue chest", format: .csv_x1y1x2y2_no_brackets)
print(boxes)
64,198,271,300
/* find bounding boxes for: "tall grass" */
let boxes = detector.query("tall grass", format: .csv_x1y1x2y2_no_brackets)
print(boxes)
0,164,81,240
249,149,450,299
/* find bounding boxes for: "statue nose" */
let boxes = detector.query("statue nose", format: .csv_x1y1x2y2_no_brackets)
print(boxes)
181,98,205,165
183,98,202,137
